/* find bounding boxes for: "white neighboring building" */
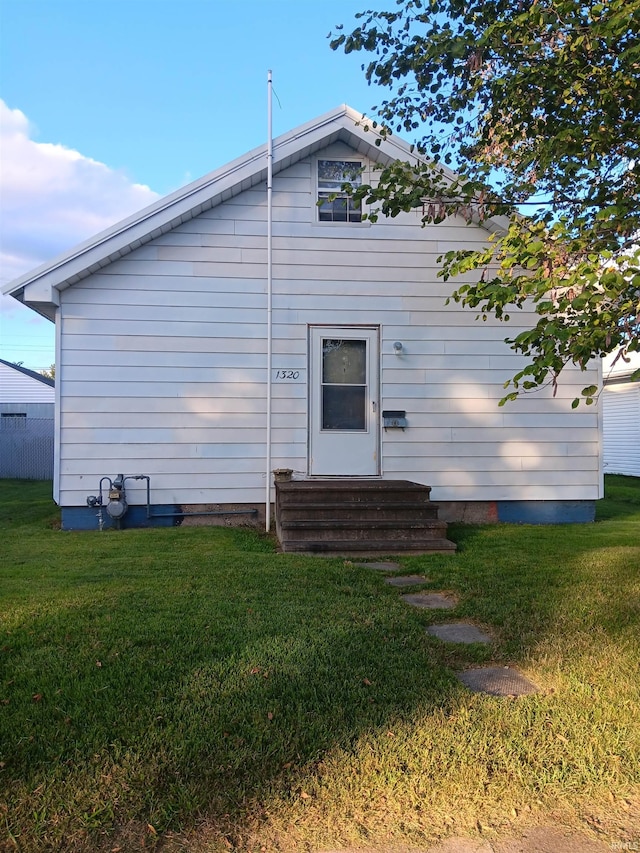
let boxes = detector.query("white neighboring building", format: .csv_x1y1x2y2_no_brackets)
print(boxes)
3,106,603,528
602,350,640,478
0,359,55,479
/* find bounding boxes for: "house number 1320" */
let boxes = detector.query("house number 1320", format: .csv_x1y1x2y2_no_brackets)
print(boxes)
275,370,300,380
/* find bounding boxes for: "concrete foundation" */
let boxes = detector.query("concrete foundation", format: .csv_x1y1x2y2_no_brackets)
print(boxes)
61,497,596,531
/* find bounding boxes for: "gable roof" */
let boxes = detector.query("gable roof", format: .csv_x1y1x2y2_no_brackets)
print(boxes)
0,358,55,388
3,104,505,321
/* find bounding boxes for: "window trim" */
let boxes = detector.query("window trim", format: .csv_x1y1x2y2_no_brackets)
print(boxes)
314,157,368,226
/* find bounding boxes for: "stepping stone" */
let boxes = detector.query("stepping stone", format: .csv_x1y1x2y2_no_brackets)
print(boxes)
385,574,429,587
354,561,402,572
456,666,539,696
401,591,457,609
427,622,492,644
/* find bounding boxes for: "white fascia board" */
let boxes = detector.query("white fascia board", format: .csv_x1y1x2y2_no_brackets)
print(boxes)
21,278,61,308
6,286,57,322
2,103,504,309
2,106,361,304
3,142,275,300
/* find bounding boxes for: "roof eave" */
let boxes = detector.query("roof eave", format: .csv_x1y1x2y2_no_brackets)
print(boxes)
3,106,378,306
3,103,505,312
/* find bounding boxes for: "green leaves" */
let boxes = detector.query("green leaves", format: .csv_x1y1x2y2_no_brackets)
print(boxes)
332,0,640,403
440,217,639,403
572,385,599,409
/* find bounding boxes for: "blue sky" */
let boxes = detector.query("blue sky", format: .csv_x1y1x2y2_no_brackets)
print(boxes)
0,0,390,371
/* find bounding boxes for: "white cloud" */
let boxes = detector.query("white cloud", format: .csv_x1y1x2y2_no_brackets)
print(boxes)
0,100,160,285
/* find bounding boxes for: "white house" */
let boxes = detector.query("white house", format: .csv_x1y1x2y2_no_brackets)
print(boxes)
602,350,640,478
3,106,603,534
0,359,55,479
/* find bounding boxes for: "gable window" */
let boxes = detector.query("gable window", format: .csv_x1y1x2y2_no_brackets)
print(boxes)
317,160,363,223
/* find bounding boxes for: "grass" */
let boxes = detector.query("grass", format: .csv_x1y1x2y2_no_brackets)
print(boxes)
1,476,639,852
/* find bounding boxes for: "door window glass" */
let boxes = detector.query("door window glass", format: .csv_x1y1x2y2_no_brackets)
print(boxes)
321,339,367,430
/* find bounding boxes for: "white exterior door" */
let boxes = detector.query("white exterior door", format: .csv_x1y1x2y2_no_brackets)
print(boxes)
309,327,379,476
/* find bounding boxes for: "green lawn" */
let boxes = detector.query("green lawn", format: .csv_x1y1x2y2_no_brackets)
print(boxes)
1,476,639,852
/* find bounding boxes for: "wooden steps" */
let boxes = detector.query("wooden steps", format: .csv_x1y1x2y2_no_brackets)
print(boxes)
275,479,456,555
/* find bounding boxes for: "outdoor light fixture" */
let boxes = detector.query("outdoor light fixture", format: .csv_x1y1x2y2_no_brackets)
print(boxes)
393,341,404,355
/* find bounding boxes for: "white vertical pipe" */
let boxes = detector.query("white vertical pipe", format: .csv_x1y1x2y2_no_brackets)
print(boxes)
265,70,273,532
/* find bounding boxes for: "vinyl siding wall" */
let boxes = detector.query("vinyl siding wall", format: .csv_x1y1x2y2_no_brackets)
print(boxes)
602,383,640,477
0,363,55,405
0,364,54,480
57,142,601,508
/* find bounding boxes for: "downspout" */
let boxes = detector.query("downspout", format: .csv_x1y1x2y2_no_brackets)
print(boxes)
265,69,274,532
53,304,61,504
